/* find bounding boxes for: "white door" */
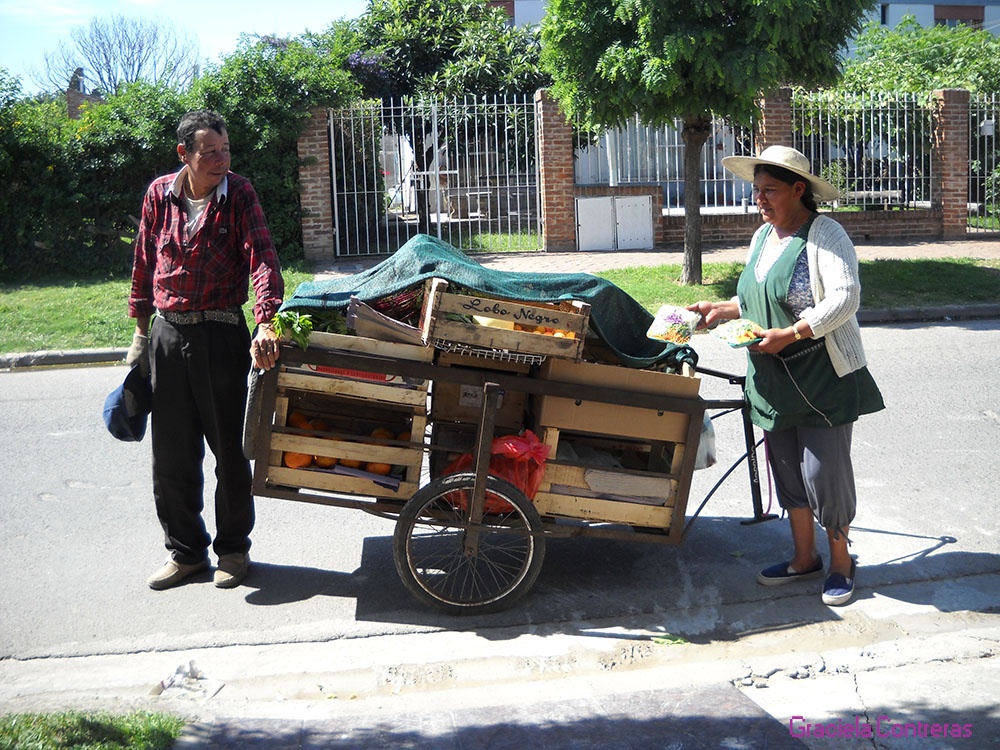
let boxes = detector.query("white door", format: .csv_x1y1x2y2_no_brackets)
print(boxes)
614,196,653,250
576,197,616,251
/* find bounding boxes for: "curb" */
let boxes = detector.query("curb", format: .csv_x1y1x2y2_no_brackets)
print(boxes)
0,348,127,370
857,303,1000,324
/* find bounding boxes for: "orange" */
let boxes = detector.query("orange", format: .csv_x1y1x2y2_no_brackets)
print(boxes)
370,427,394,440
340,458,362,468
397,430,411,442
365,462,393,475
287,411,311,429
283,451,313,469
310,418,330,432
314,453,338,468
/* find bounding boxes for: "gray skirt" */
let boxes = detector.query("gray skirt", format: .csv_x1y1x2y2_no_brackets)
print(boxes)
764,422,856,532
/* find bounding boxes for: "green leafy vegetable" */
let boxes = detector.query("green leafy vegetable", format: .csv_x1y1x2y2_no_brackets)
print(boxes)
272,311,314,350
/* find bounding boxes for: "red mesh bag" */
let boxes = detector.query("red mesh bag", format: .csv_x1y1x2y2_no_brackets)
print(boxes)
442,430,550,513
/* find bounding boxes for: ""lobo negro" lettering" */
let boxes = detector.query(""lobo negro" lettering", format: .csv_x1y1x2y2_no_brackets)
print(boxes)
460,297,561,326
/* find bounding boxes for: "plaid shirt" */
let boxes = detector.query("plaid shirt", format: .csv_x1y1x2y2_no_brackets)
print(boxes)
129,168,283,325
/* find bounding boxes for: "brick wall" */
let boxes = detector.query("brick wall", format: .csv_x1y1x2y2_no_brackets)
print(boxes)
537,87,969,251
757,87,793,151
536,89,577,252
933,89,971,240
66,88,103,119
298,107,335,260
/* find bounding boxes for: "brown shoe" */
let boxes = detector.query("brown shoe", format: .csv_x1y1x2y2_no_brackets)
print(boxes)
214,553,250,589
147,559,208,590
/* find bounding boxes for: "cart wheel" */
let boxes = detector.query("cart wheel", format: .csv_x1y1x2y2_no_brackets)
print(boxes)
243,367,264,460
393,472,545,615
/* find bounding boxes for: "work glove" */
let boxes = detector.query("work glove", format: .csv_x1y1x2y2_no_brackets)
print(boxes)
125,332,150,377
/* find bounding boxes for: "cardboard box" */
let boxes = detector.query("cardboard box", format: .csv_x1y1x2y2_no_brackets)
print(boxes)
536,359,700,442
431,380,526,429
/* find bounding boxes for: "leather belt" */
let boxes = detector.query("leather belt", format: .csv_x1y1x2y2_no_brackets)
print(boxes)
158,308,243,325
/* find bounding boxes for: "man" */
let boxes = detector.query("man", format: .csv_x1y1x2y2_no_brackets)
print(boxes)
127,110,284,590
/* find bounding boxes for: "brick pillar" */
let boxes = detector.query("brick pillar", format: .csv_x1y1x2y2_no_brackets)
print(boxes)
757,88,793,152
297,107,335,261
933,89,970,240
535,89,577,252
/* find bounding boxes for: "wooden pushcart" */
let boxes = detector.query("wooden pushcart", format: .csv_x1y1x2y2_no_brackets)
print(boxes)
247,284,770,614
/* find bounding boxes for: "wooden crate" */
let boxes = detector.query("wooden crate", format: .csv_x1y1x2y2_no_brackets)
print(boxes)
259,350,428,500
535,358,700,442
533,427,684,530
420,278,589,361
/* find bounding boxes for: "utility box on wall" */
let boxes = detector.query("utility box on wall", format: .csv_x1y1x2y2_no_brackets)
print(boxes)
575,196,653,251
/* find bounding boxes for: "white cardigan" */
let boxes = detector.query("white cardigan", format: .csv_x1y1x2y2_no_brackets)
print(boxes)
744,214,868,378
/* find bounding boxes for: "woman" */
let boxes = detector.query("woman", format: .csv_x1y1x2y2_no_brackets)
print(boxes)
688,145,884,606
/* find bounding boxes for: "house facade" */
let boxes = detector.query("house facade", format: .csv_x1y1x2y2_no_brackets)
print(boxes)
490,1,1000,35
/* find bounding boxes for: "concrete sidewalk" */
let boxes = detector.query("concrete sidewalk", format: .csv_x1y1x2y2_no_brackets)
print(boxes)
6,573,996,749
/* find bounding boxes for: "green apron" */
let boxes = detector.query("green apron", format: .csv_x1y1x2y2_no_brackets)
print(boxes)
737,218,884,432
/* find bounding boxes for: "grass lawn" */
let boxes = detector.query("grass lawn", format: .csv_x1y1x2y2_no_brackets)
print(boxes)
0,262,316,355
596,257,1000,313
2,257,999,355
0,711,183,750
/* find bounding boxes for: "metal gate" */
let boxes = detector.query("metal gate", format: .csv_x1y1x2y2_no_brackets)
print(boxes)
329,95,540,257
970,93,1000,234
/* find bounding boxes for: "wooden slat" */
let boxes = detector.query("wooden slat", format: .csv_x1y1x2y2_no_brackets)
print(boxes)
277,371,427,407
268,466,418,500
533,492,673,528
430,318,581,358
421,278,588,360
303,330,433,362
271,432,420,466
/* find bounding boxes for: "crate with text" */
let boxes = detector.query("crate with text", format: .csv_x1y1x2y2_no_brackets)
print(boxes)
420,278,589,362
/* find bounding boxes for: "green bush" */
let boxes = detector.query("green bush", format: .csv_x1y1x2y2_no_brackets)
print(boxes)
1,31,356,282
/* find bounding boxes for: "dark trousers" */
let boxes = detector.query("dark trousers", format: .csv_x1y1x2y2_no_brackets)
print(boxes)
150,317,253,564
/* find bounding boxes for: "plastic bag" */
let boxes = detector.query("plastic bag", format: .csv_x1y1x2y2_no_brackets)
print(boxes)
443,430,550,512
646,305,701,344
694,413,717,470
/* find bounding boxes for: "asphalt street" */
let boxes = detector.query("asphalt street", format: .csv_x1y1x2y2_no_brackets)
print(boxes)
0,239,999,748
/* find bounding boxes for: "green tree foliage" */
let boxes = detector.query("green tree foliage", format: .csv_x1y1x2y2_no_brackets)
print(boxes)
840,16,1000,94
189,32,357,260
540,0,876,284
348,0,549,98
0,77,184,278
1,28,356,280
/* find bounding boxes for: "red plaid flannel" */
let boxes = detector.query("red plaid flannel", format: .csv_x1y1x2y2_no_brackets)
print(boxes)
129,169,283,325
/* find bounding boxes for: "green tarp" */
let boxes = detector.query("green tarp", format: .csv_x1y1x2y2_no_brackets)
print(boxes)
282,234,696,370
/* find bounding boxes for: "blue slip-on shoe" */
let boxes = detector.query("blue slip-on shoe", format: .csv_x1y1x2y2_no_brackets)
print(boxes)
757,557,824,586
822,560,857,606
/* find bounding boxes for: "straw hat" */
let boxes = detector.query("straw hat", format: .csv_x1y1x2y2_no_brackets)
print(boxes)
722,145,840,201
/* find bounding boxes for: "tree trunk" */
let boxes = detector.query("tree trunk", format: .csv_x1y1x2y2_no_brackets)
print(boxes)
680,115,713,286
